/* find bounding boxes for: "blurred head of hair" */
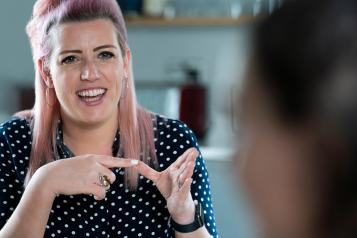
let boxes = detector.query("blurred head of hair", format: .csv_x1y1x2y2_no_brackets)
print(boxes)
238,0,357,237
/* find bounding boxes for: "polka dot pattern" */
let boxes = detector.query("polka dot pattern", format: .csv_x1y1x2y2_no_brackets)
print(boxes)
0,116,218,237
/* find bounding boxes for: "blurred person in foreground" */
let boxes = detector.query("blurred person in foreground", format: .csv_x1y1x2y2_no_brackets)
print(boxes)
236,0,357,237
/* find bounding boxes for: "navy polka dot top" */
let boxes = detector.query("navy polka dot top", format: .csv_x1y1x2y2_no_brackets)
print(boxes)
0,115,218,237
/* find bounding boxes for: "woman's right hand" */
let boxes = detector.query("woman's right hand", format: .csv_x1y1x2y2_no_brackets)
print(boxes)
29,155,138,200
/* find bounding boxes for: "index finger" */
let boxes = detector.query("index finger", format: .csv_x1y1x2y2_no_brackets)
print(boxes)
134,161,160,182
95,155,139,168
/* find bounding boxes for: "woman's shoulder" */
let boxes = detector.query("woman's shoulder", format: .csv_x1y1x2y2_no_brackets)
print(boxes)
155,114,194,133
0,117,31,181
154,114,198,144
154,114,200,168
0,116,32,157
0,116,32,137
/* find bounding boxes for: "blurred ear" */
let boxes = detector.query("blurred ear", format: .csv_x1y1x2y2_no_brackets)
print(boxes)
123,48,131,79
37,58,54,88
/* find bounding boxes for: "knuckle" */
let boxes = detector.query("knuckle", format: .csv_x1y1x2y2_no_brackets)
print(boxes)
99,189,106,199
85,154,94,159
94,188,105,200
110,172,116,183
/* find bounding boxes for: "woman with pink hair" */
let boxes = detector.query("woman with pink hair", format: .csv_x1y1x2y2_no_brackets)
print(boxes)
0,0,217,237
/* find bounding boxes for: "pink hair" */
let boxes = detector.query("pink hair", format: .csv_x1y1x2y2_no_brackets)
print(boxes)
17,0,157,189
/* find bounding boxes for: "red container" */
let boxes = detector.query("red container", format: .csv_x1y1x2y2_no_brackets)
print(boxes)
179,83,207,140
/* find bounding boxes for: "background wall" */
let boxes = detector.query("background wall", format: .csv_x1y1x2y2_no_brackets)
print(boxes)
0,0,35,120
128,25,249,148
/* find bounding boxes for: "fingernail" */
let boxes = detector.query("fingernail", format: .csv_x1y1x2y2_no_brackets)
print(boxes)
131,160,138,165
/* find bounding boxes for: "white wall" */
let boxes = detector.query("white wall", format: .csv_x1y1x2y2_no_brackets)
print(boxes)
0,0,36,118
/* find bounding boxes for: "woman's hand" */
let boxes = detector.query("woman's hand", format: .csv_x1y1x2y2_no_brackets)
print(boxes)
30,155,138,200
135,148,199,224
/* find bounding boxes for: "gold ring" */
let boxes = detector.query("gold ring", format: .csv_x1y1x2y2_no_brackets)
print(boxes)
99,174,111,190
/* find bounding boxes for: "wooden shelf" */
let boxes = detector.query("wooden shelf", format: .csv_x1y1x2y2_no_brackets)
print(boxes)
125,15,261,26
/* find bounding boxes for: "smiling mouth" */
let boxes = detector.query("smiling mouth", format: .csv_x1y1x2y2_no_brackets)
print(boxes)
77,88,107,102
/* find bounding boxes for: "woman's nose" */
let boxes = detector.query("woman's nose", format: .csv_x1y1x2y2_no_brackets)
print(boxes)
80,60,100,81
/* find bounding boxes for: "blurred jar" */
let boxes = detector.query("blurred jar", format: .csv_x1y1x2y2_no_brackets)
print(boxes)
143,0,167,16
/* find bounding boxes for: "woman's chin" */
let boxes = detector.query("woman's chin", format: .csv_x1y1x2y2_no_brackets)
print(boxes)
73,110,117,127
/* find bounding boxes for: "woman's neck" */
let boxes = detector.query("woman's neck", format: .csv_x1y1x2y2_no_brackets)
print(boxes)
61,114,119,156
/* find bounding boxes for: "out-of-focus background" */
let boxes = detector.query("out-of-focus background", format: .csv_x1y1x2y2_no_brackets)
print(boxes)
0,1,281,237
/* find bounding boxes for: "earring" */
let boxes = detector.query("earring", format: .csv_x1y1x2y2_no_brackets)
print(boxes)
45,87,55,107
120,76,129,99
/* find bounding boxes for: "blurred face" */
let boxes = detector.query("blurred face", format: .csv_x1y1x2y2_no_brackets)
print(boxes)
236,77,319,238
47,19,129,127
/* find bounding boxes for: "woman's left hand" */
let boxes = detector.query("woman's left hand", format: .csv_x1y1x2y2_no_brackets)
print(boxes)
135,147,198,224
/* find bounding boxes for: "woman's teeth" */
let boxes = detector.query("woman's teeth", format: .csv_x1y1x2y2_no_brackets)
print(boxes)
77,88,106,103
77,88,106,97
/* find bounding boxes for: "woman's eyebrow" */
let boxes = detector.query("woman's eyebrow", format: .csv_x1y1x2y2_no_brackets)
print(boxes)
59,49,82,55
93,44,117,52
58,45,117,55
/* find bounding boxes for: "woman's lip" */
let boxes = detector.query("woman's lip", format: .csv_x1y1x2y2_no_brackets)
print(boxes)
76,87,107,93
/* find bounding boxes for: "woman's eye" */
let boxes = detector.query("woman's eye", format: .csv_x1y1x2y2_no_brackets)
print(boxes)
61,55,78,65
98,51,115,60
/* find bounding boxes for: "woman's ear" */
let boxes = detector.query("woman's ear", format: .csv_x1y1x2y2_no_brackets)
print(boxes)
37,58,54,88
123,48,132,79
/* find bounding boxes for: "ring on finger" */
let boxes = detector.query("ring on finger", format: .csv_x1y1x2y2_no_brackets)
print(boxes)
99,174,111,190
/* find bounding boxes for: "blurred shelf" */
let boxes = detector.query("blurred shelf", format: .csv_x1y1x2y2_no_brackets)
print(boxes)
125,15,262,26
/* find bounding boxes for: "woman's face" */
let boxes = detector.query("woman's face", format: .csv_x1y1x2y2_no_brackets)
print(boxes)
47,19,129,127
